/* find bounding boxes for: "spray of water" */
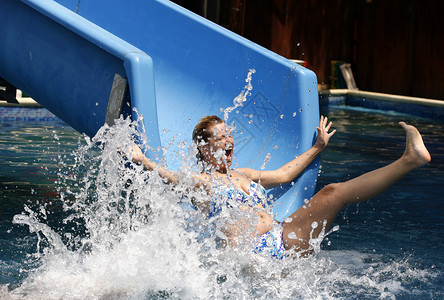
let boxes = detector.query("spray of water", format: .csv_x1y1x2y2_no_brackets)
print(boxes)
221,69,256,122
3,72,438,299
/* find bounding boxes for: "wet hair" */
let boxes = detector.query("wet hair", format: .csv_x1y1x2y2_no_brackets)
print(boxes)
192,115,224,162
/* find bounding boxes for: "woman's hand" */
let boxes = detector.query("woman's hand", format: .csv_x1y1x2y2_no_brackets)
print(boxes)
131,145,145,164
224,204,274,244
314,115,336,150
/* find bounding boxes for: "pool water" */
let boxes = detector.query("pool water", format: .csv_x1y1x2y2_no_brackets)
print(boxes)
317,106,444,297
0,106,443,299
0,121,81,286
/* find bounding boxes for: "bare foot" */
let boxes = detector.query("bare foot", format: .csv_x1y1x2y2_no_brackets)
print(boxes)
399,122,431,168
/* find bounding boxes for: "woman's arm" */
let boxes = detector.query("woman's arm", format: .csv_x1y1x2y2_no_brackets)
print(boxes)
131,145,212,191
131,145,182,184
237,116,336,189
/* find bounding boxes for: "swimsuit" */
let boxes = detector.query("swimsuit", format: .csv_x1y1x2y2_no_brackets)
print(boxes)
208,172,286,260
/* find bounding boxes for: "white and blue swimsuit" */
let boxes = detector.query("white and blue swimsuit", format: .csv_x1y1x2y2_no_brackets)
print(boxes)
208,175,285,260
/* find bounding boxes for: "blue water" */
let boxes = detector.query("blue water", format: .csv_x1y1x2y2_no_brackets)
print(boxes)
0,106,443,298
0,121,81,286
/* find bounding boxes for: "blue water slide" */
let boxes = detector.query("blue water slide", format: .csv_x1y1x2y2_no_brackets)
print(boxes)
0,0,320,222
0,0,160,145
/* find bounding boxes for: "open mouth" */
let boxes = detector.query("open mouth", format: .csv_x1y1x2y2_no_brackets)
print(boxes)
225,148,233,162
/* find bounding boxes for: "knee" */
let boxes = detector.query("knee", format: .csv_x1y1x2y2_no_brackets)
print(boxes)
318,183,340,199
316,183,346,207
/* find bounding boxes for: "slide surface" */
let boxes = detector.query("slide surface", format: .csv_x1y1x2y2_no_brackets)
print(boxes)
0,0,320,221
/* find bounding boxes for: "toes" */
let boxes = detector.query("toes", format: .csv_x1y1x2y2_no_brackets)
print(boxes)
398,121,409,130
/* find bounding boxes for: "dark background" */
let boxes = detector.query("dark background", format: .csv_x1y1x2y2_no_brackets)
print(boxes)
173,0,444,100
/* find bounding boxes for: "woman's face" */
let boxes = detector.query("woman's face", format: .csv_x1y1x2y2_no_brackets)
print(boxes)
200,122,234,172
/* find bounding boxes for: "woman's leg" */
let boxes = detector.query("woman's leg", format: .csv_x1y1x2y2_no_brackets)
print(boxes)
282,122,431,254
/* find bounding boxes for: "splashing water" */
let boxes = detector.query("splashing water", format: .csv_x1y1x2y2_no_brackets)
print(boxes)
7,118,216,299
260,153,271,170
2,116,281,298
221,69,255,122
3,78,440,298
3,116,437,299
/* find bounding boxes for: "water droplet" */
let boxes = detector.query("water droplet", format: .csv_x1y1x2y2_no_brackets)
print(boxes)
260,153,271,170
288,232,297,239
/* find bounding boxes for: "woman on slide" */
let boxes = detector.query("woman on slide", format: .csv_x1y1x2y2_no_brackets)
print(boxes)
131,115,431,258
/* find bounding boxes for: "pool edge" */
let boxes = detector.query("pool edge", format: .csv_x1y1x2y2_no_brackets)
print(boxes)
319,89,444,121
